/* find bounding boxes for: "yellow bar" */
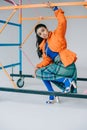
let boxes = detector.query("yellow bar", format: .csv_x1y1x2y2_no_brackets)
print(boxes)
0,9,17,33
18,0,22,24
0,63,18,88
20,20,41,48
22,16,55,21
66,15,87,19
22,15,87,21
0,2,87,10
84,0,87,8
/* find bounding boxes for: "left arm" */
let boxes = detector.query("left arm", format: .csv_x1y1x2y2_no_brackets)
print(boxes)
54,8,67,37
46,2,67,37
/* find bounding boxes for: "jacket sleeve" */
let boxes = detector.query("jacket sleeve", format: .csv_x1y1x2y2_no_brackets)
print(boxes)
54,8,67,37
36,53,53,68
60,49,77,67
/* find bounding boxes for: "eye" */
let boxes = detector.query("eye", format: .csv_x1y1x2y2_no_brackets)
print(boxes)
41,29,45,32
38,32,41,36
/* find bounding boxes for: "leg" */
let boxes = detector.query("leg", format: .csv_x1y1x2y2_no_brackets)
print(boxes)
56,78,72,93
51,80,65,91
42,80,60,103
56,78,77,93
64,78,77,93
43,80,54,100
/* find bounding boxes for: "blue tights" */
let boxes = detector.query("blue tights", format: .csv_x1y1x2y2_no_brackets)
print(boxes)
43,80,54,100
43,78,72,100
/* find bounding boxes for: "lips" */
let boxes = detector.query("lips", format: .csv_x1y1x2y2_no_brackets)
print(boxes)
43,35,48,38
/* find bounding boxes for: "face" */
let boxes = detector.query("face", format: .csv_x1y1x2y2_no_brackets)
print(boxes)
36,27,49,39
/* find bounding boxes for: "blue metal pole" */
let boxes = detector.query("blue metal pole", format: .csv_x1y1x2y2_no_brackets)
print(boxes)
19,24,22,75
19,0,23,76
0,20,20,26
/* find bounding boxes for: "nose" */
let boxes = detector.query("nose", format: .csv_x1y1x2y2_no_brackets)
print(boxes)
42,32,45,37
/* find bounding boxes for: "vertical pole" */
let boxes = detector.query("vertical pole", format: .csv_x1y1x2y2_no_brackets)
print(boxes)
19,0,22,76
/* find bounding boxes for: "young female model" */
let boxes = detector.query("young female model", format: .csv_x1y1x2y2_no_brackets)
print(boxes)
34,2,77,104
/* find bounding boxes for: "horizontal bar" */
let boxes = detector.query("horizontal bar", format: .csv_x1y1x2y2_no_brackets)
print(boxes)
77,78,87,81
0,63,20,70
66,15,87,19
0,2,87,10
22,15,87,21
0,87,87,99
0,43,20,46
10,74,87,81
10,73,34,78
0,20,21,26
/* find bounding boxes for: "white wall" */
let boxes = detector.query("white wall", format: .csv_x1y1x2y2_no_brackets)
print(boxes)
0,0,87,87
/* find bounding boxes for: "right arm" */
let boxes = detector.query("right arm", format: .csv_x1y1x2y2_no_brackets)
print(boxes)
36,53,53,68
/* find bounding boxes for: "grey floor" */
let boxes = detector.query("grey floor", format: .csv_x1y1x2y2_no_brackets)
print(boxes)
0,74,87,130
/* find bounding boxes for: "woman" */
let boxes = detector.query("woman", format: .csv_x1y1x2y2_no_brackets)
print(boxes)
34,3,77,104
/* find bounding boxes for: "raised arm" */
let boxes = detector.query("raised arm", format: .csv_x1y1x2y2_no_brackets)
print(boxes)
45,2,67,37
53,7,67,37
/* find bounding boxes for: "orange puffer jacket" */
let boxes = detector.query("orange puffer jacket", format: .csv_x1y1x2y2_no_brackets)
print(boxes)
36,9,77,68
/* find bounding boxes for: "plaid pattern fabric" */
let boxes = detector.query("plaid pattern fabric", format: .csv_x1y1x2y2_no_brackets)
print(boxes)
36,62,77,81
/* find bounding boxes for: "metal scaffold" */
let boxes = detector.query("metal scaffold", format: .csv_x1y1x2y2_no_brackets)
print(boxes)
0,0,87,99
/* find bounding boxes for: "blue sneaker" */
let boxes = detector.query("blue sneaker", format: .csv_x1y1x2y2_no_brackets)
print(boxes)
71,81,77,93
71,85,77,93
63,87,71,93
46,96,60,104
